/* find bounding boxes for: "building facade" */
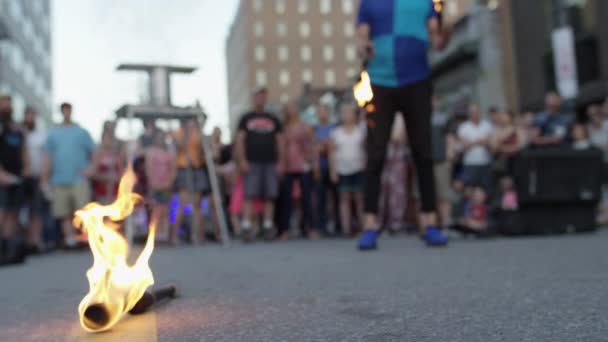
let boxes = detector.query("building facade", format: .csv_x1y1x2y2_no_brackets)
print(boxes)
0,0,53,125
500,0,608,114
226,0,360,132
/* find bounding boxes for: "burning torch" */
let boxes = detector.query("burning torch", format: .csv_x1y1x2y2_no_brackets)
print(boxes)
353,50,374,109
75,167,177,333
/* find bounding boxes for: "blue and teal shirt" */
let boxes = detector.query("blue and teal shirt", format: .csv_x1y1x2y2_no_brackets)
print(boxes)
357,0,440,88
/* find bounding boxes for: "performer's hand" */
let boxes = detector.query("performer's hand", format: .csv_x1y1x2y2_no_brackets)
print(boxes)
358,40,375,61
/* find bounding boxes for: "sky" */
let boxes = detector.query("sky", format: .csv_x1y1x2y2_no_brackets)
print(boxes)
52,0,240,141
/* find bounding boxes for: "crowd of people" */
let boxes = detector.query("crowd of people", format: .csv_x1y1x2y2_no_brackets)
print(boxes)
1,88,608,265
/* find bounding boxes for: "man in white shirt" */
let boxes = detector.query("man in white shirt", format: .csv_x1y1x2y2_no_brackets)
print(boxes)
457,104,494,191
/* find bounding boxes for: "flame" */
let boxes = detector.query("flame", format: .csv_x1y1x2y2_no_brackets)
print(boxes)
74,166,156,333
353,71,374,107
433,0,443,13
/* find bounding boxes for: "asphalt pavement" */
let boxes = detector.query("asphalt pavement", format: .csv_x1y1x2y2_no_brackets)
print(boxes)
1,230,607,342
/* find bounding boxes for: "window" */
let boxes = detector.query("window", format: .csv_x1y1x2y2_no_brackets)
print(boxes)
254,22,264,37
277,22,287,37
344,22,355,37
253,0,262,12
278,46,289,62
302,69,313,83
320,0,331,14
323,46,334,62
342,0,354,14
325,70,336,86
345,45,357,62
256,70,267,86
300,45,312,62
255,46,266,62
322,22,333,37
298,0,308,14
346,68,357,79
299,22,311,38
279,70,290,86
275,0,286,14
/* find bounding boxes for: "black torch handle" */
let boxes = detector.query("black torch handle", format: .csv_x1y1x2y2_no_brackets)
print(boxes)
129,285,178,315
151,285,177,301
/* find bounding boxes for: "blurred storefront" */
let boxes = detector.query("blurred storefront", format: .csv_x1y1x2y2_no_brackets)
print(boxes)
432,0,608,116
501,0,608,113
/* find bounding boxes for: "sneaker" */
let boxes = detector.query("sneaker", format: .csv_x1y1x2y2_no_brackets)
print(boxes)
357,230,379,251
424,226,449,247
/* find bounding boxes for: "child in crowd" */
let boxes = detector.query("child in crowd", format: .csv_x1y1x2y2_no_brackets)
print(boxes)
499,176,518,211
462,186,489,232
329,102,366,237
145,132,177,243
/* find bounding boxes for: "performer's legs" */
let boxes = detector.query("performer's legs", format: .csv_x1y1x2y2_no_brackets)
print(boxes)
359,85,397,250
398,80,448,246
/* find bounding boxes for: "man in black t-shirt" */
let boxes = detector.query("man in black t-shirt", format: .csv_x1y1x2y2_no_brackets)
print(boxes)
235,87,284,240
0,95,29,265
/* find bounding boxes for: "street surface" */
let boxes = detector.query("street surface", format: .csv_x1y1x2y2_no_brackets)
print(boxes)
1,231,607,342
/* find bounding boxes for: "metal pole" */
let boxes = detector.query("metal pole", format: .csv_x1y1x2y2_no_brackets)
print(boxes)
126,109,136,248
199,115,230,247
181,124,201,244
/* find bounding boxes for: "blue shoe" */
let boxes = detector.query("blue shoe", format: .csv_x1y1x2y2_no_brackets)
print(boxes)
424,226,448,247
358,230,379,251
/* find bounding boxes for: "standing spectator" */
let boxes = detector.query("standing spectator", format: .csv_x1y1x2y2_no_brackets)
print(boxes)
490,111,526,176
531,92,574,146
145,132,177,243
314,103,341,236
279,101,317,240
171,118,209,244
379,115,408,233
586,105,608,159
22,107,47,253
134,118,161,197
355,0,451,249
457,104,494,191
488,106,500,130
0,95,28,264
432,98,457,227
42,102,95,249
329,103,366,237
235,87,284,241
90,129,125,204
138,118,161,150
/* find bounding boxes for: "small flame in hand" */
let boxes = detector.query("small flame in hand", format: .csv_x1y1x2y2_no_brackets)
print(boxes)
353,71,374,108
74,166,156,333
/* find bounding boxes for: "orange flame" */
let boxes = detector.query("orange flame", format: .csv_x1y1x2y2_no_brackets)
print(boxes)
74,166,156,332
353,71,374,108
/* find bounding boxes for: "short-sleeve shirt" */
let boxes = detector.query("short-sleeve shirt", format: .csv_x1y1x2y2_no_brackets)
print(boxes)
315,123,337,170
0,124,25,175
533,111,573,142
357,0,439,87
45,124,95,185
458,120,493,166
331,124,367,175
238,111,282,163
